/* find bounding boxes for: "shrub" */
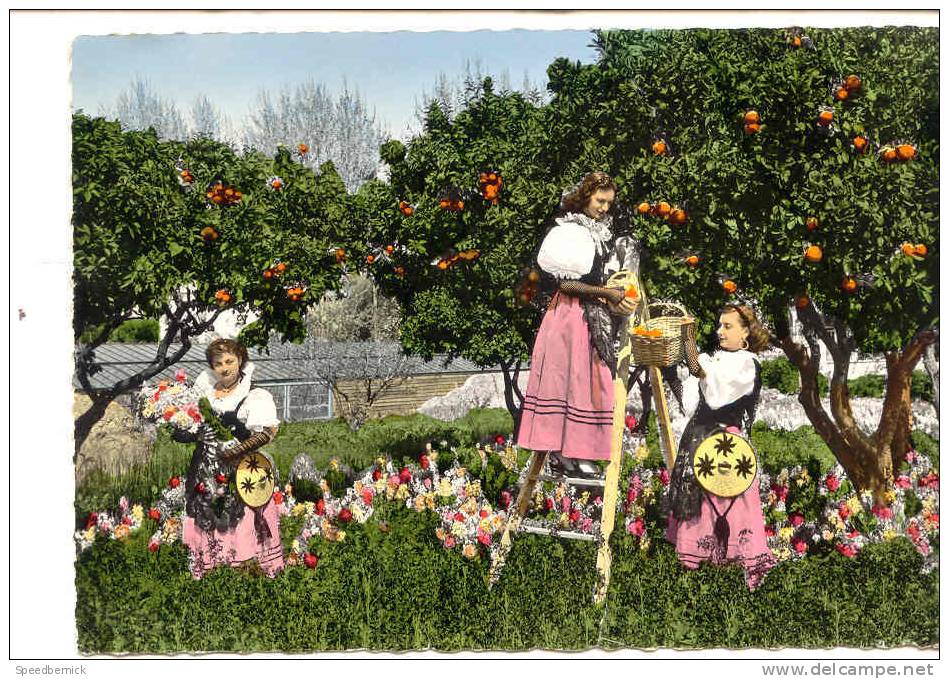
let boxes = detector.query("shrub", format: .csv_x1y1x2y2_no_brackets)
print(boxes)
79,318,160,343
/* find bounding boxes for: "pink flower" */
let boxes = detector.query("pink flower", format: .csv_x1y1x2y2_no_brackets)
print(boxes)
420,454,430,470
361,488,374,506
837,502,851,520
789,511,805,527
628,517,645,537
916,540,930,556
443,536,455,549
398,467,412,484
835,543,857,558
824,473,840,492
871,504,893,521
387,474,400,488
423,477,432,489
544,497,554,511
561,496,571,513
919,473,939,489
581,517,593,532
905,450,918,463
624,414,638,431
175,368,187,383
792,538,808,554
477,531,491,546
894,475,912,489
499,490,512,509
907,521,921,540
659,468,670,487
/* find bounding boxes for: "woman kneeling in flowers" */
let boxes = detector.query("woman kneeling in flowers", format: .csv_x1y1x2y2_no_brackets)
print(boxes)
665,305,776,589
180,338,285,578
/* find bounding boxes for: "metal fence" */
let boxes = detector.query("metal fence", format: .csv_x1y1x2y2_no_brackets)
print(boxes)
259,381,333,422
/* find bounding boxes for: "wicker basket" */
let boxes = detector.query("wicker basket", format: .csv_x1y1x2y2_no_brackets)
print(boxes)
628,301,694,367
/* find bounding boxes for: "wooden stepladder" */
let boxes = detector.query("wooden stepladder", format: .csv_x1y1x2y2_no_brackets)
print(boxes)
487,273,679,602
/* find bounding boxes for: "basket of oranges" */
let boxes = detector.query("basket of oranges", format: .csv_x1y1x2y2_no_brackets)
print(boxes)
628,301,693,367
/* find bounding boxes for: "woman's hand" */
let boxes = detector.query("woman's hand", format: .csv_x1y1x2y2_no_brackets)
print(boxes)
604,287,637,315
684,323,706,378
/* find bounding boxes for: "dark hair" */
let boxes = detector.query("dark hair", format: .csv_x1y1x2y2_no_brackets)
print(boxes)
560,171,617,214
205,338,249,371
719,304,770,353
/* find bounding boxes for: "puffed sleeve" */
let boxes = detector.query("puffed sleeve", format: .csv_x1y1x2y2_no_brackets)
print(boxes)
698,351,757,410
237,388,280,432
536,219,596,280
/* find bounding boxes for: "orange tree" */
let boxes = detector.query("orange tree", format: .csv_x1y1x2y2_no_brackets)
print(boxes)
73,113,349,450
341,79,559,419
558,27,937,494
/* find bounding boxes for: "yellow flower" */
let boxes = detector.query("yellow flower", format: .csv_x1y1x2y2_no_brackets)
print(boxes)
354,480,364,493
131,505,144,522
336,530,346,542
779,526,794,543
376,456,386,467
291,539,300,552
883,490,897,505
437,479,453,497
479,518,492,533
395,484,409,501
481,502,493,514
424,494,436,511
83,527,95,542
330,458,340,470
882,529,897,542
320,480,330,494
578,491,590,507
435,527,446,541
451,521,466,537
778,547,792,561
634,445,649,462
374,479,386,493
922,497,936,513
461,498,478,515
113,524,131,541
456,467,467,479
414,496,427,512
466,481,482,497
822,529,835,541
462,543,478,559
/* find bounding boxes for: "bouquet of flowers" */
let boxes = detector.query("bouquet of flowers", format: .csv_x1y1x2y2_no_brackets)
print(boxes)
136,369,206,434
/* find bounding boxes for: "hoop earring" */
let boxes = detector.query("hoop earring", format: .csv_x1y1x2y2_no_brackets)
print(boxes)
741,338,750,351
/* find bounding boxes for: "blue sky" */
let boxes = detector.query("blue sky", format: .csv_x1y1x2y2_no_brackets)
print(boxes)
71,30,599,139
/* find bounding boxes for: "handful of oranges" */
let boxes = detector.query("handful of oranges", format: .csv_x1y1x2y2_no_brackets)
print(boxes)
633,326,663,338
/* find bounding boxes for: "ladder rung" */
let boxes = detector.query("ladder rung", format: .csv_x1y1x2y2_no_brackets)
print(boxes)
518,524,598,541
537,475,606,487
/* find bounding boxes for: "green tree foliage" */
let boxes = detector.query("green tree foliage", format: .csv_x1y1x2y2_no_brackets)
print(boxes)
72,113,350,448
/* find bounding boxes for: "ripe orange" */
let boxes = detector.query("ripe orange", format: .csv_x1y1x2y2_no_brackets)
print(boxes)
527,270,541,283
624,285,639,299
275,262,286,274
723,280,737,294
366,254,376,264
685,255,700,267
896,143,917,161
835,87,849,101
743,110,760,125
488,173,497,182
914,243,928,257
263,269,274,280
853,135,868,153
439,199,450,209
795,295,810,309
652,139,667,156
844,74,862,91
655,201,671,218
817,110,834,125
637,202,651,215
385,245,395,255
901,242,916,256
455,200,465,210
668,208,687,225
200,226,219,241
791,36,802,47
841,277,858,294
882,147,898,163
805,217,819,231
743,122,761,135
804,245,823,263
298,143,309,154
334,248,346,263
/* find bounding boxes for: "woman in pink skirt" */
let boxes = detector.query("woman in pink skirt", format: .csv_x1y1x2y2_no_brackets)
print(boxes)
666,305,776,589
181,338,285,578
516,172,639,462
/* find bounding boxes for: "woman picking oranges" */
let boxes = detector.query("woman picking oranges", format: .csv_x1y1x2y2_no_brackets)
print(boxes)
516,171,640,470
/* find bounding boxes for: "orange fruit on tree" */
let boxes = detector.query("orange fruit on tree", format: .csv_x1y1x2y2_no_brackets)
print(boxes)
651,139,667,156
527,270,541,283
914,243,928,257
455,200,465,210
743,110,760,125
882,147,898,163
806,217,819,231
655,201,671,218
637,202,651,215
263,269,274,280
722,279,737,294
668,208,687,225
853,135,868,153
901,242,916,256
896,143,917,161
743,122,761,135
200,226,219,241
685,254,700,267
439,199,450,209
791,36,802,47
804,245,823,263
817,110,834,125
835,87,849,101
840,277,858,294
275,262,286,274
366,254,376,264
385,245,395,255
795,294,810,309
844,74,862,91
334,248,346,263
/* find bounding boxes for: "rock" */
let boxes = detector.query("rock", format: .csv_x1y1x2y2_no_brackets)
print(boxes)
418,372,529,422
73,393,154,484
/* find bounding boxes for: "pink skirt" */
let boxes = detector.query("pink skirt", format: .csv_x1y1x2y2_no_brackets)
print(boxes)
665,482,776,590
516,292,614,460
183,501,285,579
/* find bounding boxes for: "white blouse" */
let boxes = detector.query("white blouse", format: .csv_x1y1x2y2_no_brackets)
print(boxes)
536,212,613,280
697,350,758,410
193,362,279,433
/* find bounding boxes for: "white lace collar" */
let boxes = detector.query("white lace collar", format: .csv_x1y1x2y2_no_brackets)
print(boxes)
558,212,613,253
194,362,256,412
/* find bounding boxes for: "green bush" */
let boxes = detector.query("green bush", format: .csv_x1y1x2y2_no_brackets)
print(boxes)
760,357,828,396
79,318,160,343
911,371,934,403
74,508,938,652
760,360,933,404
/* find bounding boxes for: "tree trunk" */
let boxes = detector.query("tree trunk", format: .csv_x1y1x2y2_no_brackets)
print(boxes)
500,360,523,432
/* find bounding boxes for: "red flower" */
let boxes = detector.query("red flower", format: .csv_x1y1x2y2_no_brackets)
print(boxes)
420,455,430,470
629,518,646,537
624,414,638,431
835,543,857,558
316,499,326,515
361,488,374,505
215,472,227,484
453,512,466,523
195,482,207,495
920,473,939,489
499,490,512,509
148,541,159,553
824,474,840,492
122,516,133,526
443,536,456,549
847,530,860,539
494,435,506,445
894,475,912,489
372,468,382,482
477,532,492,546
85,513,98,530
303,552,319,569
772,484,788,501
659,469,670,487
765,526,775,537
399,467,412,484
169,476,181,489
872,504,893,520
907,522,921,539
569,509,581,523
338,508,353,523
479,509,489,518
545,497,555,511
789,511,805,527
273,490,284,505
792,538,808,554
148,508,161,521
837,502,850,520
